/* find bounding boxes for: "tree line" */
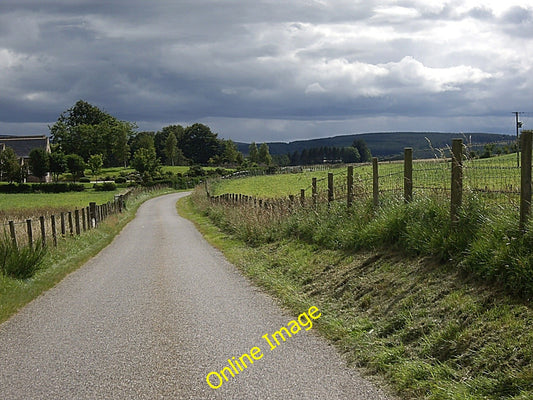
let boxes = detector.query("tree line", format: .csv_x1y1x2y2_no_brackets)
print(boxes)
0,100,372,182
281,139,372,166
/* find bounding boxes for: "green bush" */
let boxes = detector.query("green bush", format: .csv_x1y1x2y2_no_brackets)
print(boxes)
93,182,117,191
186,165,206,177
0,239,47,279
33,183,85,193
0,183,32,194
67,183,85,192
79,177,91,183
0,183,85,194
115,177,126,184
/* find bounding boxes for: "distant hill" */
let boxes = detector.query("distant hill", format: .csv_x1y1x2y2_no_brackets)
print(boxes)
236,132,514,160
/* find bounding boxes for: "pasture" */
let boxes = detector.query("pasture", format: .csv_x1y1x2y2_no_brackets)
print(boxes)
0,188,128,222
210,153,519,199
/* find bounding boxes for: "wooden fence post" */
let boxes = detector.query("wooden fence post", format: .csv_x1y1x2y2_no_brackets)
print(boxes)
9,221,17,248
82,208,87,232
40,216,46,247
347,166,353,207
86,206,91,229
328,173,334,204
89,202,97,228
51,215,57,247
312,177,317,207
300,189,305,206
68,211,73,236
404,148,413,203
75,209,81,235
373,157,379,207
520,131,532,231
60,212,66,236
451,139,463,225
26,219,33,249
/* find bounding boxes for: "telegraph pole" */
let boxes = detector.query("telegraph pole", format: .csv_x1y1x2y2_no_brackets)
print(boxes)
514,112,523,167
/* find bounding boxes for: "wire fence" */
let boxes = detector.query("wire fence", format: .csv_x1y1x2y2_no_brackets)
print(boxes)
208,134,533,230
0,185,171,248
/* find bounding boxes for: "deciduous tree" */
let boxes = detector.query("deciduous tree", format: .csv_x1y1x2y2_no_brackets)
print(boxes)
223,139,242,165
248,142,259,163
180,123,222,164
352,139,372,162
65,154,86,181
49,151,67,182
0,147,21,183
132,147,161,179
88,154,104,179
258,143,272,166
165,132,179,166
50,100,136,166
28,148,50,182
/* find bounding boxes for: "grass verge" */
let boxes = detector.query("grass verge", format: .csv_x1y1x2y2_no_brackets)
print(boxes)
0,187,177,324
179,191,533,400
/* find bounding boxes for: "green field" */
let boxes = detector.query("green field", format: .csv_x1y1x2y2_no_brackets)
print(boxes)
0,188,129,222
210,154,520,198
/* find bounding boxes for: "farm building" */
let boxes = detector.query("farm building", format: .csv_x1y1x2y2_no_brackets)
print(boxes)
0,135,51,182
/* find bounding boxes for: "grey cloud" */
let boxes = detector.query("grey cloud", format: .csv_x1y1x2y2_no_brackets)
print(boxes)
500,6,533,37
0,1,531,141
466,6,494,20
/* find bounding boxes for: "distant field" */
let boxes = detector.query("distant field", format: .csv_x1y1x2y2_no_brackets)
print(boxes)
0,188,129,222
211,153,520,198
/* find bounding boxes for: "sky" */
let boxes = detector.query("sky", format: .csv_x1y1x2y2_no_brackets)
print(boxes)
0,0,532,142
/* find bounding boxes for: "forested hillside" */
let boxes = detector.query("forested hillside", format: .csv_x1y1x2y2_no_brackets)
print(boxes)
237,131,513,159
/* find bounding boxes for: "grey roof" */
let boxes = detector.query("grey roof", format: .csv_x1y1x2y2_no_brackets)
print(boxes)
0,135,50,158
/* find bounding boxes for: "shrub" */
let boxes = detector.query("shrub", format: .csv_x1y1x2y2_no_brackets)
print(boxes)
68,183,85,192
115,177,126,184
0,239,47,279
33,183,67,193
32,183,85,193
0,183,87,194
186,165,206,177
79,177,91,183
93,182,117,191
0,183,31,194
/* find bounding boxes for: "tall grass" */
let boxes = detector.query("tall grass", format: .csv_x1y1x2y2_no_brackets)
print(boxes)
0,237,47,279
183,188,533,400
194,188,533,298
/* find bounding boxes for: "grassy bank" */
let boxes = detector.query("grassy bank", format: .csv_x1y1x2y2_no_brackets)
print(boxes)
0,187,176,324
180,189,533,399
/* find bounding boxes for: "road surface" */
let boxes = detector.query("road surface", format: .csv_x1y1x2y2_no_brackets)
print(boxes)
0,192,392,399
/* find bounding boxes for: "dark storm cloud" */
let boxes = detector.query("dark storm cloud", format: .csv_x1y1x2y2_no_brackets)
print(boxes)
0,1,532,140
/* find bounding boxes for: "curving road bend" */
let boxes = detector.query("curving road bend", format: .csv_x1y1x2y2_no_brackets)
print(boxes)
0,192,392,399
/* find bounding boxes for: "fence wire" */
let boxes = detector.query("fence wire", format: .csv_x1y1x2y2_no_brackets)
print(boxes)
211,138,529,227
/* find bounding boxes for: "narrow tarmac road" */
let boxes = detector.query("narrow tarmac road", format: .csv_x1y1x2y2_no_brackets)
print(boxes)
0,193,392,399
